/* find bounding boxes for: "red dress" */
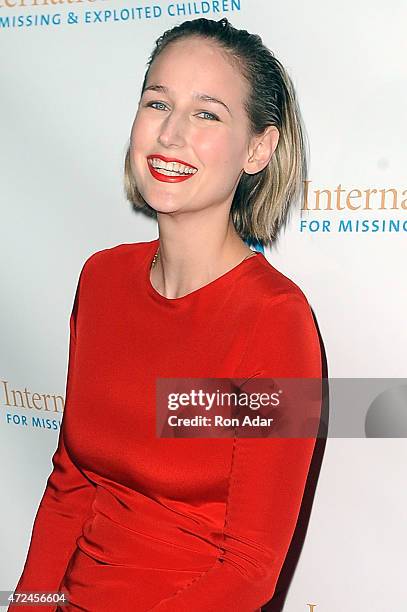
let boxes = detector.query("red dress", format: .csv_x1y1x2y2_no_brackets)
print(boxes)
10,239,322,611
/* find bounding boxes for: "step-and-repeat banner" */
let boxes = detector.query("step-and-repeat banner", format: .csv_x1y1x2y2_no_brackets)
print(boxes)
2,1,406,610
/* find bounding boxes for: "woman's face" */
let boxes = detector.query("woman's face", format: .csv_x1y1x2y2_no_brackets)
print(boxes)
130,36,254,216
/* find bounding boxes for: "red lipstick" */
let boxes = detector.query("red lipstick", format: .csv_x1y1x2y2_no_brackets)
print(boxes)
146,154,197,184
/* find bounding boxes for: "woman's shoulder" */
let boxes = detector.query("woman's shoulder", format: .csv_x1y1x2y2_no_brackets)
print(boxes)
236,255,321,379
78,240,154,278
249,252,311,308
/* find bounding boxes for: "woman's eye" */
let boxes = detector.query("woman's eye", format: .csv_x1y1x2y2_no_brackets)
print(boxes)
145,101,167,111
197,111,219,121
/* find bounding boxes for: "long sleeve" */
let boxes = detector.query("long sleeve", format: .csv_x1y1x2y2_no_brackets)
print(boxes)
9,275,96,611
151,292,322,611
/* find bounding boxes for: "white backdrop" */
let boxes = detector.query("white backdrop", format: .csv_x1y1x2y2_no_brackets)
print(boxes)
1,1,406,610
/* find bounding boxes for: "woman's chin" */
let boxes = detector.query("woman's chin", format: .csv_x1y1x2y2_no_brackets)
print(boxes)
146,201,184,215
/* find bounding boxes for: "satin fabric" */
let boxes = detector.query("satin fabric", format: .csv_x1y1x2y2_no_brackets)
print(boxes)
10,239,321,611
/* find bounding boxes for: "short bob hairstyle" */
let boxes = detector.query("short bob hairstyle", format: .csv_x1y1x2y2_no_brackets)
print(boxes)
124,17,308,248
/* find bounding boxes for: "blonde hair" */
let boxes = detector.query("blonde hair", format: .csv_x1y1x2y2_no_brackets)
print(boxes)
124,17,308,248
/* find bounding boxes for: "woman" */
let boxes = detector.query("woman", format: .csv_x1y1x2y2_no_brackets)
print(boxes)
10,17,322,612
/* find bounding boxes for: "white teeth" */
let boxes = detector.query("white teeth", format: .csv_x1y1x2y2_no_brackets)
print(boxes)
149,158,197,175
154,168,191,176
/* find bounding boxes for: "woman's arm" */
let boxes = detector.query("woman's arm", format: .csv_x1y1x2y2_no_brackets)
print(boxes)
151,292,322,611
9,271,96,612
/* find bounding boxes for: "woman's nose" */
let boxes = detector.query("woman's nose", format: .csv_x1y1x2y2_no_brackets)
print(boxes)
157,112,187,148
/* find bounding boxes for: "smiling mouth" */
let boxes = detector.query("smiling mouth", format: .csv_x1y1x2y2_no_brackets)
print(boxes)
147,156,198,177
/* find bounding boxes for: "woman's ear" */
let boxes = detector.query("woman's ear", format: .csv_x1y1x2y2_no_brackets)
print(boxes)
244,126,279,175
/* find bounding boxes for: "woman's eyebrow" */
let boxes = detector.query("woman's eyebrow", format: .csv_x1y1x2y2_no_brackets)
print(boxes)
143,84,232,115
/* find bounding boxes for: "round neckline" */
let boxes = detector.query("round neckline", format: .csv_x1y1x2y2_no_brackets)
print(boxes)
144,239,262,304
